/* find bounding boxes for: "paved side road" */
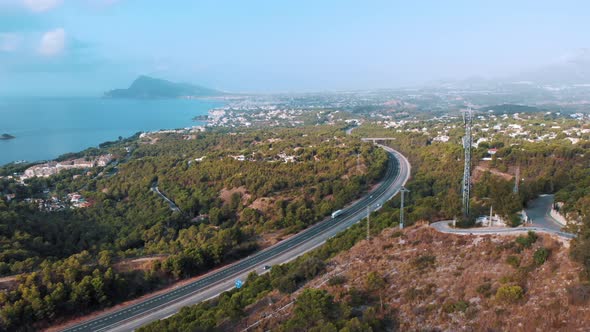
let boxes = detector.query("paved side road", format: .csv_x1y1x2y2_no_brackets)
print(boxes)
430,220,575,239
525,194,563,231
60,145,411,332
150,182,182,214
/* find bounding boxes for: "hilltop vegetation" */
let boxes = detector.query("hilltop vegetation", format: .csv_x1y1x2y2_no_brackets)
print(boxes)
232,227,587,331
139,224,588,332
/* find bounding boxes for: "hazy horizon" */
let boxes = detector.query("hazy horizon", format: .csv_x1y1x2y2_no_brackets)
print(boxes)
1,0,590,96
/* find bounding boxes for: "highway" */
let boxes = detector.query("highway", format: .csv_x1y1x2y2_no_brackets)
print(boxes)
61,145,411,332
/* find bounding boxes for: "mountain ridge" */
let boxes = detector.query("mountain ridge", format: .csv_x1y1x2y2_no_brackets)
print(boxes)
104,76,224,99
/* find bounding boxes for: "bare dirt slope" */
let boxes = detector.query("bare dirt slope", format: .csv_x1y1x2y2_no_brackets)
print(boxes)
238,226,590,331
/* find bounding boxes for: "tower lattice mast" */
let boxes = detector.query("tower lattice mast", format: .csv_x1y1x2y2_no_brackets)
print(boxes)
462,109,473,217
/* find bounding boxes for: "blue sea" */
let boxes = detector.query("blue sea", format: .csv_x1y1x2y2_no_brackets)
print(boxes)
0,98,223,166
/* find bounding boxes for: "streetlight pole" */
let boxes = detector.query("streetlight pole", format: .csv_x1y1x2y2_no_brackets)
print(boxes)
481,197,493,227
400,187,410,229
367,206,370,240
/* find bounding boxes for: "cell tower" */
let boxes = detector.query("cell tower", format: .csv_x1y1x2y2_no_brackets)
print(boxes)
462,109,473,217
513,165,520,193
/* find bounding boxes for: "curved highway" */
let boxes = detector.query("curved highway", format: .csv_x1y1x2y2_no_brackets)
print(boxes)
61,145,411,332
431,220,575,239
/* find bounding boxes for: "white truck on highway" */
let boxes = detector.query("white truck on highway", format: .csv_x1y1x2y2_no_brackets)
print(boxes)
331,209,344,219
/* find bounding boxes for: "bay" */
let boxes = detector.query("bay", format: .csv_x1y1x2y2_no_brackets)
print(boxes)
0,97,223,166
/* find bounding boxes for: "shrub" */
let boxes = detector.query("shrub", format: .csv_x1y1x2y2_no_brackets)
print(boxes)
274,276,297,293
284,289,340,331
528,231,539,243
455,215,476,228
327,275,346,286
507,214,522,227
454,300,469,312
442,300,455,313
295,257,325,280
365,271,385,292
404,284,435,302
442,299,469,313
515,231,537,248
411,255,436,270
346,287,366,307
495,285,523,303
506,255,520,268
476,282,493,298
533,247,550,266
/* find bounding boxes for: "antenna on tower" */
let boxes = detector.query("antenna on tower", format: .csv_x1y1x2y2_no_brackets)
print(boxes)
462,108,473,217
513,165,520,193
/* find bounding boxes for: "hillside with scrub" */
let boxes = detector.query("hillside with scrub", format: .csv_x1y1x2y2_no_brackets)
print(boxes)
140,226,590,331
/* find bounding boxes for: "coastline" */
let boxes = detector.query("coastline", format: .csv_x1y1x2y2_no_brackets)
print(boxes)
0,97,224,167
0,126,206,169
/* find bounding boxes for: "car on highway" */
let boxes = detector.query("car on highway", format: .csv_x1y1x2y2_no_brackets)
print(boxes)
331,209,344,219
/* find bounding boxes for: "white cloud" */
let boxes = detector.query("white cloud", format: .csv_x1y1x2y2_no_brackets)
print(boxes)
38,28,65,56
23,0,62,12
0,33,21,52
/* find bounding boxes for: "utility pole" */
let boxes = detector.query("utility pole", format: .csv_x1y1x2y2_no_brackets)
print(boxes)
367,206,370,240
513,165,520,193
462,109,473,217
357,153,361,175
400,187,410,229
489,205,493,227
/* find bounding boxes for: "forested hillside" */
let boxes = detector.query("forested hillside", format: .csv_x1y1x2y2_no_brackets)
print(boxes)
0,126,387,330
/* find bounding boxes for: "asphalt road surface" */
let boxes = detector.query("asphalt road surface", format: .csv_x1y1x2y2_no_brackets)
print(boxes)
61,144,411,332
431,220,575,239
150,183,182,214
525,194,562,231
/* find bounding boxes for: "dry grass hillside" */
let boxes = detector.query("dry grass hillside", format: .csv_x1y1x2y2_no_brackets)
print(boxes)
235,226,590,331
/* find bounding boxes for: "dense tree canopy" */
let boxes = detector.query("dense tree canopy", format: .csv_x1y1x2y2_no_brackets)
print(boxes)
0,126,388,330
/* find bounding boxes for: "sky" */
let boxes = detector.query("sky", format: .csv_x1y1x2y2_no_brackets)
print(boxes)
0,0,589,96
